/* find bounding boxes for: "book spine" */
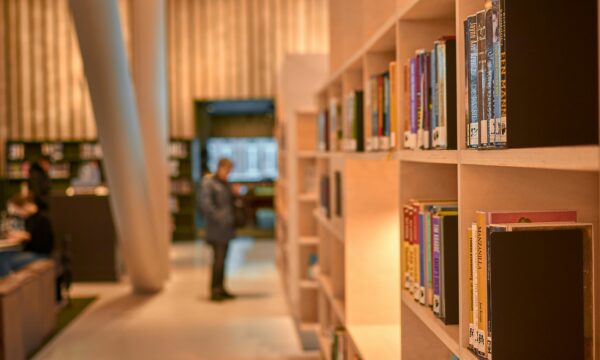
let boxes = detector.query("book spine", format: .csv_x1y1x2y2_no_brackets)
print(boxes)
492,0,502,148
381,72,391,150
356,91,364,151
432,215,441,316
409,58,418,149
476,10,488,148
471,222,479,351
418,211,426,304
486,226,503,360
422,52,431,149
390,62,398,149
497,0,507,146
485,8,495,149
412,206,420,296
431,43,439,148
347,93,355,151
464,19,471,148
403,206,412,289
425,211,433,306
403,63,412,149
475,211,488,356
407,207,415,290
467,16,479,148
416,51,425,149
371,76,379,151
467,225,475,348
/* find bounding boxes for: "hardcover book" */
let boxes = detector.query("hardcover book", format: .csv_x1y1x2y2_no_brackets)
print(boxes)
476,10,488,148
466,15,479,148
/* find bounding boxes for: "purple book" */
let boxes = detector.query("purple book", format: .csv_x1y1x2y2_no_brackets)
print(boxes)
409,58,418,141
432,215,441,316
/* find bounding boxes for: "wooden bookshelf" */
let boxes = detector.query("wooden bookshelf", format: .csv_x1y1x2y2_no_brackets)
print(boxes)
294,0,600,359
276,55,328,352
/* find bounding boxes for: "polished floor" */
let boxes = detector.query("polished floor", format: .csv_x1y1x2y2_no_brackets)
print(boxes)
34,239,313,360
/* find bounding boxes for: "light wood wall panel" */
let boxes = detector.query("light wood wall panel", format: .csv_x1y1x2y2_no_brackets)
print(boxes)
167,0,329,138
0,0,328,174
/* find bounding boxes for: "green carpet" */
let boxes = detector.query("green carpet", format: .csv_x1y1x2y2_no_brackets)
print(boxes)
29,297,97,359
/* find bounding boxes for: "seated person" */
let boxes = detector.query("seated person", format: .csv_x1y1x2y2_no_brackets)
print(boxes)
0,194,54,277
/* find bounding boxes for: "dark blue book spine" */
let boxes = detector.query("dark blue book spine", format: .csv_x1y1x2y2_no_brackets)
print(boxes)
485,9,495,149
467,16,479,147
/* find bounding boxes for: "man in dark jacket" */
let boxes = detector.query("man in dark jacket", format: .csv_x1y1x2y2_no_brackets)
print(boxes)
29,155,51,211
200,158,236,301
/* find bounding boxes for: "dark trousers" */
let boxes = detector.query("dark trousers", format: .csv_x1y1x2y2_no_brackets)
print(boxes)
209,241,230,295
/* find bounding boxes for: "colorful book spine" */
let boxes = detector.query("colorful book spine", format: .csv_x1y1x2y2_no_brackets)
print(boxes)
416,50,425,149
471,222,480,352
484,8,495,149
430,43,439,148
475,211,488,356
467,15,479,148
467,226,476,349
390,62,398,149
408,58,418,149
497,0,507,146
425,210,433,306
476,10,488,148
417,211,426,303
411,206,420,296
403,63,411,149
422,52,431,149
492,0,502,147
432,215,441,316
403,206,413,289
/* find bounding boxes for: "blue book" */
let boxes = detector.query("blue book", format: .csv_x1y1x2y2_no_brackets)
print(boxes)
466,15,479,147
432,214,441,315
485,9,495,148
476,10,487,148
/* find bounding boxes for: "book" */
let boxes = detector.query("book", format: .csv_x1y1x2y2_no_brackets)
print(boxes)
334,171,342,217
381,72,391,150
430,44,439,149
486,226,586,359
476,10,488,148
421,52,431,149
404,58,418,149
466,15,479,148
496,0,507,146
484,8,495,149
415,50,426,149
439,211,458,325
320,175,330,218
347,90,364,152
369,75,379,151
433,37,457,149
491,0,502,147
390,62,398,149
474,210,578,356
329,98,341,151
403,63,412,149
467,225,476,349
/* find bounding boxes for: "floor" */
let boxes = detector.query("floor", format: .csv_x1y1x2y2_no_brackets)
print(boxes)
34,239,314,360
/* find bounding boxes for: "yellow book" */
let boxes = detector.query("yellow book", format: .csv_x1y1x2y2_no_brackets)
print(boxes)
467,226,475,349
475,212,488,356
389,61,398,149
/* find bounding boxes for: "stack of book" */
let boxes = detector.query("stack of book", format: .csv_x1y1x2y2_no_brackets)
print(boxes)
403,200,459,325
468,210,592,359
464,0,506,149
366,62,398,152
341,90,364,152
7,143,25,161
403,37,457,150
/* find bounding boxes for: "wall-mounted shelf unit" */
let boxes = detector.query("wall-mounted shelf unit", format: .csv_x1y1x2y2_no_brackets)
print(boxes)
306,0,600,359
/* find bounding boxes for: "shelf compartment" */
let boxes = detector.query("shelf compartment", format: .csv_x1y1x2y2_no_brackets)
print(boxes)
460,146,599,172
347,324,401,360
318,275,346,324
401,290,460,356
313,209,344,241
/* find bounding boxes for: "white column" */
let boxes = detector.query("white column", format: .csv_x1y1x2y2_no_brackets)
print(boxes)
69,0,164,292
131,0,171,280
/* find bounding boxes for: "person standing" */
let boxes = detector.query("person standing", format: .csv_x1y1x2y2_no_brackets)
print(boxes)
29,155,51,211
200,158,236,301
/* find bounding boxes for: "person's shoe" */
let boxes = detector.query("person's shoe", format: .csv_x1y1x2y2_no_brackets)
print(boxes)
210,293,226,302
221,290,236,300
